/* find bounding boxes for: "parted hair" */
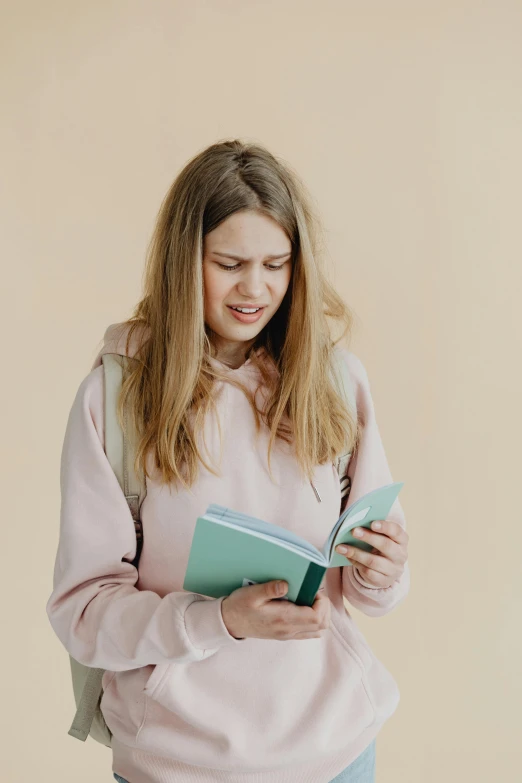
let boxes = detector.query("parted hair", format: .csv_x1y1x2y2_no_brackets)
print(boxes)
116,138,360,490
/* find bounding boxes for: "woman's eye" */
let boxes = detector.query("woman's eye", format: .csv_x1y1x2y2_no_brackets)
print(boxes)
217,263,285,272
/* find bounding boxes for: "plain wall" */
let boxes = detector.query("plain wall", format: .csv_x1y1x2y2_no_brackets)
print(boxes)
1,1,520,781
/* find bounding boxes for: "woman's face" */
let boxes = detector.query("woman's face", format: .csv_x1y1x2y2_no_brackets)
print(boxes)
202,210,293,365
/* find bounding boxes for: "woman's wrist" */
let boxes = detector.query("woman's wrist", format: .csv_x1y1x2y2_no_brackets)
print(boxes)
221,597,245,640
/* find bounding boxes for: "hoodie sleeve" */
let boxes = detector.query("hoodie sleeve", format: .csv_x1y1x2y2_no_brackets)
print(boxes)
340,352,411,618
46,366,243,672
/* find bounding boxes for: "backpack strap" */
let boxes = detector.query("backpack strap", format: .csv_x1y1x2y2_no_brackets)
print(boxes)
68,665,107,743
68,353,147,744
102,353,147,564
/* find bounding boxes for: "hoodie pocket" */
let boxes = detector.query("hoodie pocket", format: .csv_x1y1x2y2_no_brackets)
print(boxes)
329,606,401,725
142,661,174,699
136,627,378,771
328,607,374,673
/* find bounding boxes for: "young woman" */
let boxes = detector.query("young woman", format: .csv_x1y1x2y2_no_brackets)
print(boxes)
47,139,410,783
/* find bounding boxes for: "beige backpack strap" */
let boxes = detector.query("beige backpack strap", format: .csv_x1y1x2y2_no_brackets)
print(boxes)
68,353,146,744
68,666,106,742
101,353,147,565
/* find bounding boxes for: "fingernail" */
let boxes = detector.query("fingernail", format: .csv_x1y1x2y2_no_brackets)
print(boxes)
372,521,381,530
353,527,363,537
337,545,348,554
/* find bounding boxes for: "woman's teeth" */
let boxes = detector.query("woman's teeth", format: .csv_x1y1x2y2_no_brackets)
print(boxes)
231,307,260,313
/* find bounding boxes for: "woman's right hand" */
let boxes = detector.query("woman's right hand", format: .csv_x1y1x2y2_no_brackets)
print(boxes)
221,580,331,641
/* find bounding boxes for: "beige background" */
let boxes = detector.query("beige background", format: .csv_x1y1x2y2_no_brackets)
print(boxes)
2,1,521,781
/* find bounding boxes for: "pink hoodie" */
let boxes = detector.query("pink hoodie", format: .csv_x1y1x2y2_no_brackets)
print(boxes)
46,323,410,783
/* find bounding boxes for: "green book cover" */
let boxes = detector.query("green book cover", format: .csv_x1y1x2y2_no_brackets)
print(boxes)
183,481,404,607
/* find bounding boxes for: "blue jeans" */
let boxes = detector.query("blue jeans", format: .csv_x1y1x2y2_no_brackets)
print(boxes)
329,737,376,782
113,739,376,783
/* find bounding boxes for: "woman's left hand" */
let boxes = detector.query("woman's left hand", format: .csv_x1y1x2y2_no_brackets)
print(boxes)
335,520,409,588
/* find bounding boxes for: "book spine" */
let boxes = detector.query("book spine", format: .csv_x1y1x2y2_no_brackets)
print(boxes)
295,563,327,607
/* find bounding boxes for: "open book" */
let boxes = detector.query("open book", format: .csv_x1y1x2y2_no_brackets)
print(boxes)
183,481,404,607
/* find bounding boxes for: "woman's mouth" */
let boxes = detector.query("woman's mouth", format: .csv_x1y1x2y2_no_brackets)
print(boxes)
226,306,266,324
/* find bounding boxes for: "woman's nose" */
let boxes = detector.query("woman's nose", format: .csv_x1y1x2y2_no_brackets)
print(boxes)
237,268,265,298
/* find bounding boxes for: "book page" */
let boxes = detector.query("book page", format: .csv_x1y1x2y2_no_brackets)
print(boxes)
204,505,326,563
320,482,405,563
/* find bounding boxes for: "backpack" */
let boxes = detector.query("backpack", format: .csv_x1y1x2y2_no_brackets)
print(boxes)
67,349,357,746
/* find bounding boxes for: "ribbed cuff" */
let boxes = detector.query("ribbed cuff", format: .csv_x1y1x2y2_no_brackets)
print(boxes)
352,565,386,589
352,563,404,592
184,596,246,650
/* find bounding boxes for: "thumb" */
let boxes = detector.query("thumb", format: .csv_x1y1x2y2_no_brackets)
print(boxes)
258,579,288,601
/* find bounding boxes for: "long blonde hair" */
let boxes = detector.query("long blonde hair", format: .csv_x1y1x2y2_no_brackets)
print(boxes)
116,139,360,490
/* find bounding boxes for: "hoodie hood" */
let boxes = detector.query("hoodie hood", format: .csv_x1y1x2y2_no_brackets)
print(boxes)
90,321,150,371
91,321,272,375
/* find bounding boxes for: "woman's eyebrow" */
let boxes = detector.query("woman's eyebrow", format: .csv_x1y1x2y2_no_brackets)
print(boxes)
213,251,292,261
